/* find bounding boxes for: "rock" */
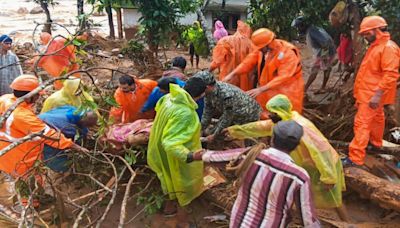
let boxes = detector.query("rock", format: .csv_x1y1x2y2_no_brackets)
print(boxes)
118,54,124,59
17,7,29,15
111,48,120,56
30,6,44,14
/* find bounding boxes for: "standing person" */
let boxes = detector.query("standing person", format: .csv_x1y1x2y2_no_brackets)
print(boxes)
192,121,321,228
210,21,254,91
0,75,88,178
110,75,157,123
184,21,208,69
147,82,205,216
0,35,23,96
224,95,347,220
162,56,188,81
213,20,228,42
189,71,261,143
292,16,337,92
345,16,400,166
224,28,304,117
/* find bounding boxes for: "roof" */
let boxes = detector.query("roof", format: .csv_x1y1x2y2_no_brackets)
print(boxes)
207,0,248,12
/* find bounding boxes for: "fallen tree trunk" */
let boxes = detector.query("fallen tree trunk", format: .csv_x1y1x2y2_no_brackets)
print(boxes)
344,167,400,212
329,140,400,159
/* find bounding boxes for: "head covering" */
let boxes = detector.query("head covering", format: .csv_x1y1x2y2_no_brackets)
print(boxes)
236,20,251,38
272,120,303,150
266,94,293,120
0,35,12,43
192,70,216,86
213,20,228,41
193,21,201,29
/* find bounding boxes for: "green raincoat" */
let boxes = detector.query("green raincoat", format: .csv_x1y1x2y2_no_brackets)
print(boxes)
227,94,345,209
184,21,209,56
147,84,204,206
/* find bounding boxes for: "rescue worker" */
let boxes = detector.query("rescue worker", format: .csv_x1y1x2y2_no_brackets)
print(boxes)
39,106,98,172
209,21,254,91
189,71,262,143
223,94,348,220
213,20,228,42
147,80,205,216
110,75,157,124
292,16,337,93
0,75,88,178
162,56,188,80
344,16,400,166
0,35,23,96
184,21,208,69
141,77,204,119
41,77,94,113
224,28,304,118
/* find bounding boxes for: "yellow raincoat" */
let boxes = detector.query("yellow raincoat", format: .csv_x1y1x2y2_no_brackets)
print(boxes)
147,84,204,206
41,78,94,113
227,94,345,208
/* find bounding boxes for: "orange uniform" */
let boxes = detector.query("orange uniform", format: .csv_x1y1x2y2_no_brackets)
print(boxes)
38,37,79,89
349,32,400,164
210,21,254,91
110,79,157,123
0,94,73,177
235,39,304,114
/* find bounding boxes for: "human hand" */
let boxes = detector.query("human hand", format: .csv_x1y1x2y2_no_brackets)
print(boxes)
221,128,234,141
246,88,264,98
323,184,335,191
223,72,234,83
369,91,382,109
192,149,205,161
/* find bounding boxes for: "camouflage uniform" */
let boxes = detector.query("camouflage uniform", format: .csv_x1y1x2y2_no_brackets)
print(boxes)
201,81,262,137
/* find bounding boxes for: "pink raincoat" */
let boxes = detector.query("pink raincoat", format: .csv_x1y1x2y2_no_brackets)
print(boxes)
213,20,228,41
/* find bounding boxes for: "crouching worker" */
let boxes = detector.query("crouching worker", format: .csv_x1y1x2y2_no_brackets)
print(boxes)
39,106,97,172
191,121,321,228
147,81,205,216
0,75,88,198
223,94,347,220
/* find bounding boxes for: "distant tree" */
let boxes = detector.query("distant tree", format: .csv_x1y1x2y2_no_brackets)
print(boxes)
31,0,57,34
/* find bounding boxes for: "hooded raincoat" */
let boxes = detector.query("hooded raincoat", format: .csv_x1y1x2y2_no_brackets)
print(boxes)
227,95,345,209
213,20,228,41
234,39,304,114
210,21,254,90
185,21,208,57
147,84,204,206
41,78,94,113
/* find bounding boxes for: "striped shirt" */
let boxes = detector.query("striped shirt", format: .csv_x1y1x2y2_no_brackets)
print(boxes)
230,148,320,228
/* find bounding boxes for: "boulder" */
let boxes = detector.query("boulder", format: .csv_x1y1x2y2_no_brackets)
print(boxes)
30,6,44,14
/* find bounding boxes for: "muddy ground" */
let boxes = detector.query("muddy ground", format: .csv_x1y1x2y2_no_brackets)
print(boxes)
1,1,400,228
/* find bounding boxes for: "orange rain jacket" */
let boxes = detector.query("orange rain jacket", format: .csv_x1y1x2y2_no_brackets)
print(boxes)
0,94,73,177
210,21,254,91
38,37,79,89
110,79,157,123
234,39,304,114
354,33,400,105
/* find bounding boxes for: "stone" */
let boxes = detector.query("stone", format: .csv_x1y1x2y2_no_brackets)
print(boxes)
30,6,44,14
17,7,29,15
111,48,120,56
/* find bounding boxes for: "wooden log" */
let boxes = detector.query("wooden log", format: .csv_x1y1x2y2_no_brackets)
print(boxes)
329,140,400,159
344,167,400,212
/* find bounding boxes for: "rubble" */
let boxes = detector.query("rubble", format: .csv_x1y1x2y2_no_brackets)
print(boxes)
29,6,44,14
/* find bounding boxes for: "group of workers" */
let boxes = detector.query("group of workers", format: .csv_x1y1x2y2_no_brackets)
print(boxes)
0,13,398,227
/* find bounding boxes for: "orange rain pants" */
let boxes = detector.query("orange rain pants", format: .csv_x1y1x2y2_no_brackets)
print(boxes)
210,21,254,91
349,104,384,164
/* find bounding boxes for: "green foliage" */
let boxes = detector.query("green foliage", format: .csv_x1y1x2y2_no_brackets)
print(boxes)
133,0,199,50
248,0,400,43
136,191,165,215
248,0,337,40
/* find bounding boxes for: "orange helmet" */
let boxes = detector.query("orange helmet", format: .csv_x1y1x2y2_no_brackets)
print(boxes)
358,16,387,34
10,74,40,92
251,28,275,49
